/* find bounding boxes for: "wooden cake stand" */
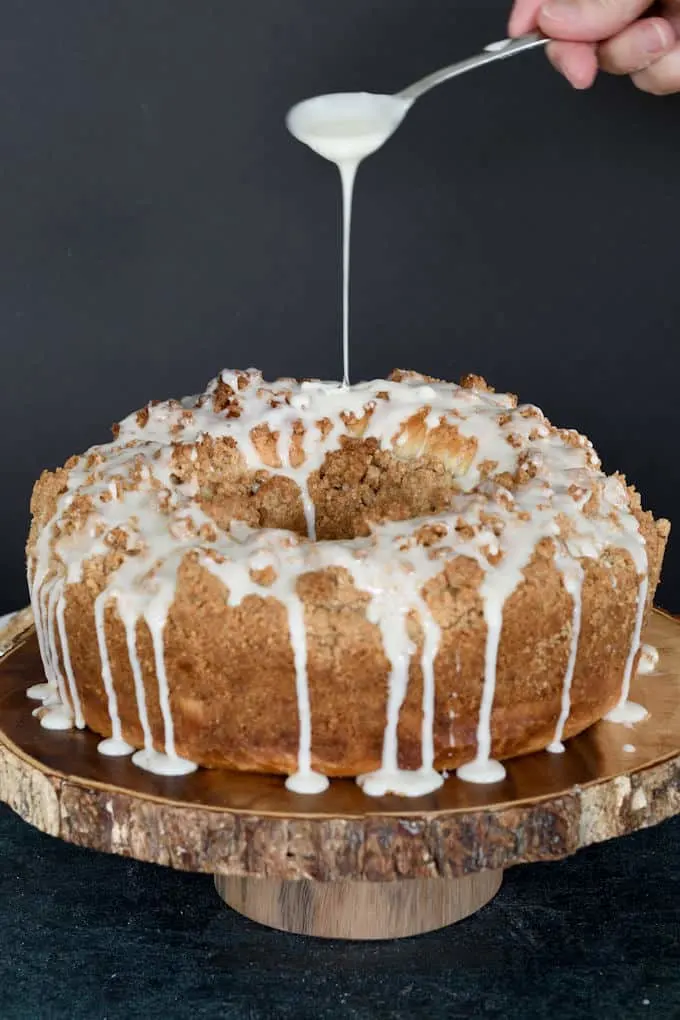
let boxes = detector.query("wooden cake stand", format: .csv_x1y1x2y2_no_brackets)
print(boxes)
1,608,679,940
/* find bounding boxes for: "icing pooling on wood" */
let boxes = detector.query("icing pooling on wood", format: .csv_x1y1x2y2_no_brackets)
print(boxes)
26,371,650,796
637,644,659,675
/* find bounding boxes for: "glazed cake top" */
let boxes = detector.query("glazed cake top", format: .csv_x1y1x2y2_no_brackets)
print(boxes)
27,369,650,794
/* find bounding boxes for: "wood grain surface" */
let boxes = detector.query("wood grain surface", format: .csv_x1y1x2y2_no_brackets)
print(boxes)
214,871,504,939
0,609,678,882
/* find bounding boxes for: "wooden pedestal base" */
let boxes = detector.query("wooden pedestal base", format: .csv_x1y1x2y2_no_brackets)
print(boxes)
1,610,680,943
214,871,503,940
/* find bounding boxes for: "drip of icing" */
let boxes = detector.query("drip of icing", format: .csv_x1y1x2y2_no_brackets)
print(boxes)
637,643,659,675
43,581,73,728
132,749,198,777
146,606,198,776
56,591,85,728
455,593,507,785
340,160,358,389
285,772,330,795
357,602,411,796
29,590,55,700
358,602,444,798
270,409,321,540
98,737,135,757
456,506,561,785
36,691,61,710
606,699,648,725
605,574,649,724
286,92,411,386
623,743,636,753
284,595,329,795
29,488,75,696
546,557,584,754
417,594,443,782
38,582,56,685
26,371,655,795
119,602,155,759
26,683,52,701
39,705,74,730
94,593,134,755
201,522,330,792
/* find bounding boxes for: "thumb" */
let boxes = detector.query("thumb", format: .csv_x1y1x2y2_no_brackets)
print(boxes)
538,0,658,42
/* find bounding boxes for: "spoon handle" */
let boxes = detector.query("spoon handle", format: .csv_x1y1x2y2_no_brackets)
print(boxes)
398,32,548,103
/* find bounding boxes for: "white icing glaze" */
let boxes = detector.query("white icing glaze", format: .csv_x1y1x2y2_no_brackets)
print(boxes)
26,370,653,796
287,92,411,388
623,743,636,753
485,38,513,53
637,643,659,675
26,682,52,701
546,557,584,754
97,737,135,757
606,698,648,725
417,593,442,781
339,160,357,389
286,92,410,165
283,594,329,795
38,705,74,731
56,592,85,728
605,574,649,725
147,605,198,776
119,602,155,763
131,749,197,777
94,592,129,749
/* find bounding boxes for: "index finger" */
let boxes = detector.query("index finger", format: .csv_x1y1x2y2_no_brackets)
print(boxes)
538,0,658,43
508,0,544,36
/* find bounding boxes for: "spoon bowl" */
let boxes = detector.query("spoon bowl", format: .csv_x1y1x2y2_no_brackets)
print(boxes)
286,92,412,164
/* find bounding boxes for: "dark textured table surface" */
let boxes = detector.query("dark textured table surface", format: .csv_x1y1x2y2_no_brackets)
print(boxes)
1,806,678,1020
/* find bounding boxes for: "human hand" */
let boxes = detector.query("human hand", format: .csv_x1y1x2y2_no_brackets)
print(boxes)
508,0,680,94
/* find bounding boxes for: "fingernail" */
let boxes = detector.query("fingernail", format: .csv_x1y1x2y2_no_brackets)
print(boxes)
541,0,581,25
642,21,670,54
507,15,521,37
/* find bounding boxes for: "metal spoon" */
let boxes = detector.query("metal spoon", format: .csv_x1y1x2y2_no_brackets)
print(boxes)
398,33,548,102
286,33,549,165
287,33,550,159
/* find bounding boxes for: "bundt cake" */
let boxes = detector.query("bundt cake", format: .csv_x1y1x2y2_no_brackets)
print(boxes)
26,369,670,797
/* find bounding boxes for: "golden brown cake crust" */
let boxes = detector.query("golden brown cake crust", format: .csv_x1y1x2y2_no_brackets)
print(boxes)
26,369,670,788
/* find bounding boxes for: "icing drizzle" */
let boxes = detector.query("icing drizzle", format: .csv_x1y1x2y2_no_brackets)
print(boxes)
26,370,652,796
637,643,659,676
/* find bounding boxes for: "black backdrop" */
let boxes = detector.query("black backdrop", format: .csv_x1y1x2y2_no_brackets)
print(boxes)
2,0,678,613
